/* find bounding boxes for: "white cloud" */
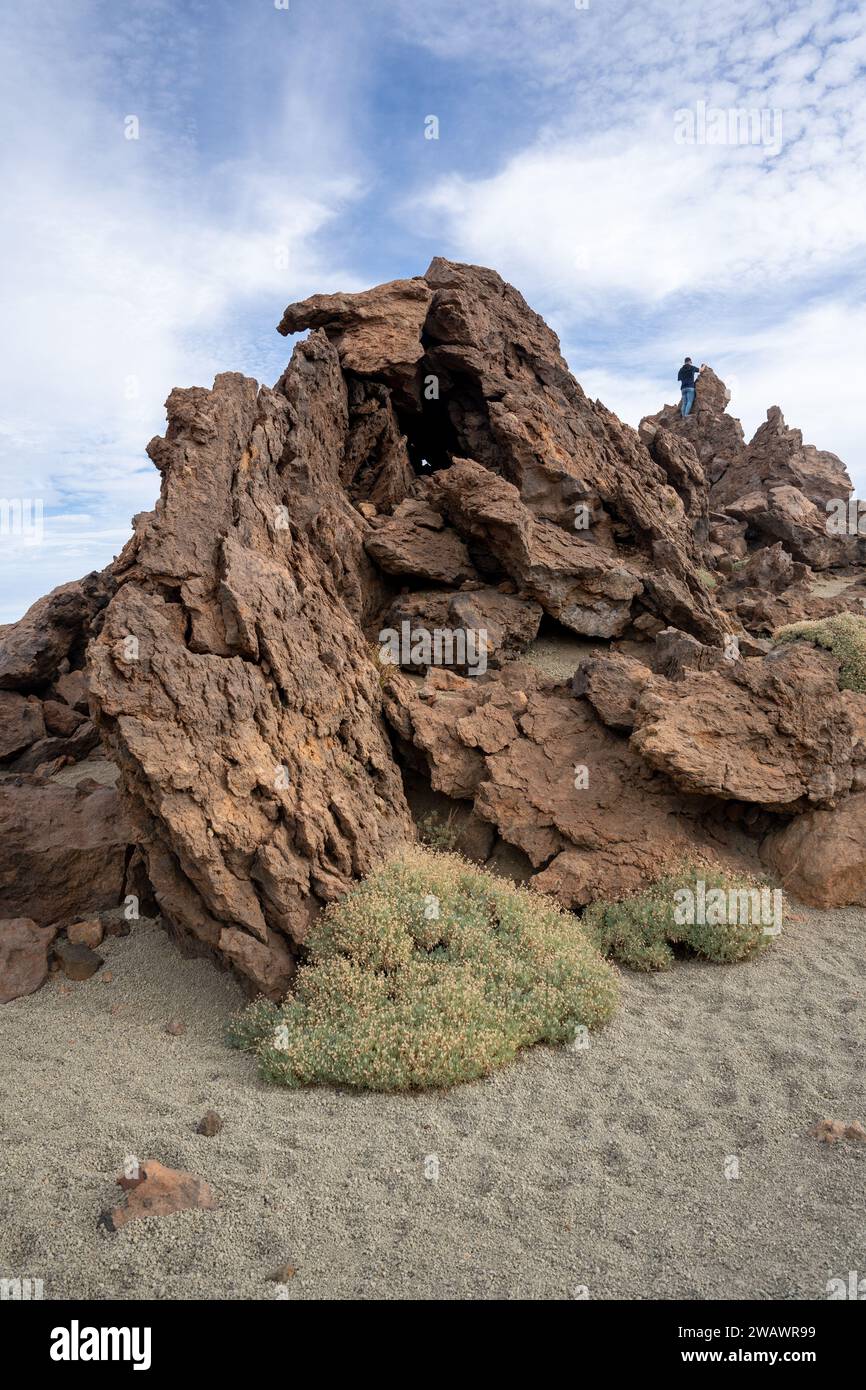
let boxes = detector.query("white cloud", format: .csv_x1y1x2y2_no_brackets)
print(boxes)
0,5,368,622
571,297,866,491
405,1,866,481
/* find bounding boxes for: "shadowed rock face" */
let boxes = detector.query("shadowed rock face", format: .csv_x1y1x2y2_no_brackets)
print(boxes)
3,257,866,999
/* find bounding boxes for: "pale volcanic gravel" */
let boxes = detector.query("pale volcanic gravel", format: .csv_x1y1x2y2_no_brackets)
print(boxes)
1,907,864,1301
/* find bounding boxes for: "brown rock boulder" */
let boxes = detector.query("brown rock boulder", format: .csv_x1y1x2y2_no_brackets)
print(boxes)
277,276,432,387
365,500,478,584
384,663,751,908
0,691,45,760
0,779,132,926
630,644,858,811
572,652,655,731
67,919,104,949
0,572,112,691
0,918,57,1003
383,586,542,672
42,699,85,738
54,938,104,981
432,458,643,637
762,792,866,907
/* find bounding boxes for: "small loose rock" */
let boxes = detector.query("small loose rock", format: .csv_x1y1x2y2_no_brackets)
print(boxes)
196,1109,223,1136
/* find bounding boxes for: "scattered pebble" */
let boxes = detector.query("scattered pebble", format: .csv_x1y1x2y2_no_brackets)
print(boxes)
67,919,104,949
164,1017,187,1036
196,1109,223,1136
54,940,103,981
808,1117,865,1145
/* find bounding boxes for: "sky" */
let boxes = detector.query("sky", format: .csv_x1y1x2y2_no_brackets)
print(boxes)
1,0,864,621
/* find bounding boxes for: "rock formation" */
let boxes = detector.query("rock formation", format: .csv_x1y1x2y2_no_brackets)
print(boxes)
2,257,865,1001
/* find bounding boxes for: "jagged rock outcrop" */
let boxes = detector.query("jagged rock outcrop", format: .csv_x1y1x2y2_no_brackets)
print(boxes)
284,259,735,647
87,339,414,998
641,367,745,486
4,256,866,1004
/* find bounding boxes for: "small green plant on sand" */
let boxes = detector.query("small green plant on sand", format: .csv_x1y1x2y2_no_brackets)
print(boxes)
696,567,717,590
773,612,866,694
583,862,781,972
228,845,619,1091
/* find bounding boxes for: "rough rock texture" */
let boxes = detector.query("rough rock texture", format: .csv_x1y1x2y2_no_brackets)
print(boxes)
383,663,757,908
640,367,745,486
284,258,734,647
365,499,477,584
101,1159,217,1232
642,382,863,575
88,338,413,999
0,692,45,759
0,918,57,1004
432,458,644,638
0,780,133,927
630,644,859,811
0,572,113,691
763,792,866,907
711,406,853,513
384,585,543,670
572,652,655,732
277,277,432,393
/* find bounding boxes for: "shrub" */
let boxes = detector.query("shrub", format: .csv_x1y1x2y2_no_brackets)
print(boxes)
773,612,866,694
582,862,780,972
417,808,460,851
228,845,619,1091
697,567,717,590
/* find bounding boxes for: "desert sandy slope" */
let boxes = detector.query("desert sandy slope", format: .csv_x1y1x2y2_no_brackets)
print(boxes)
1,910,863,1301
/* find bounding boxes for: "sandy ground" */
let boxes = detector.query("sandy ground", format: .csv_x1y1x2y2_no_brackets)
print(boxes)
1,907,864,1302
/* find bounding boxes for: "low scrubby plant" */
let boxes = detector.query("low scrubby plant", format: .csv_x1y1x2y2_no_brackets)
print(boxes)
417,809,460,852
228,845,619,1091
582,862,781,972
773,612,866,694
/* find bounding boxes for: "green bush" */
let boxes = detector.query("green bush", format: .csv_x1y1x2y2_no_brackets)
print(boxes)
582,863,780,972
228,845,619,1091
417,809,460,852
773,612,866,694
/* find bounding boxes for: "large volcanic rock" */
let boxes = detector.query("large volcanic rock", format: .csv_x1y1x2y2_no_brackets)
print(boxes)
642,382,861,573
88,337,414,998
282,258,735,647
6,255,865,975
640,367,746,486
432,458,643,638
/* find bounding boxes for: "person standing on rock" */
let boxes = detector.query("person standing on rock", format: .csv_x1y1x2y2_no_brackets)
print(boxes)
677,358,704,417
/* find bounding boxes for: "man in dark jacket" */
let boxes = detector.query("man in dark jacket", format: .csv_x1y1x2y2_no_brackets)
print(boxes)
677,357,704,417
